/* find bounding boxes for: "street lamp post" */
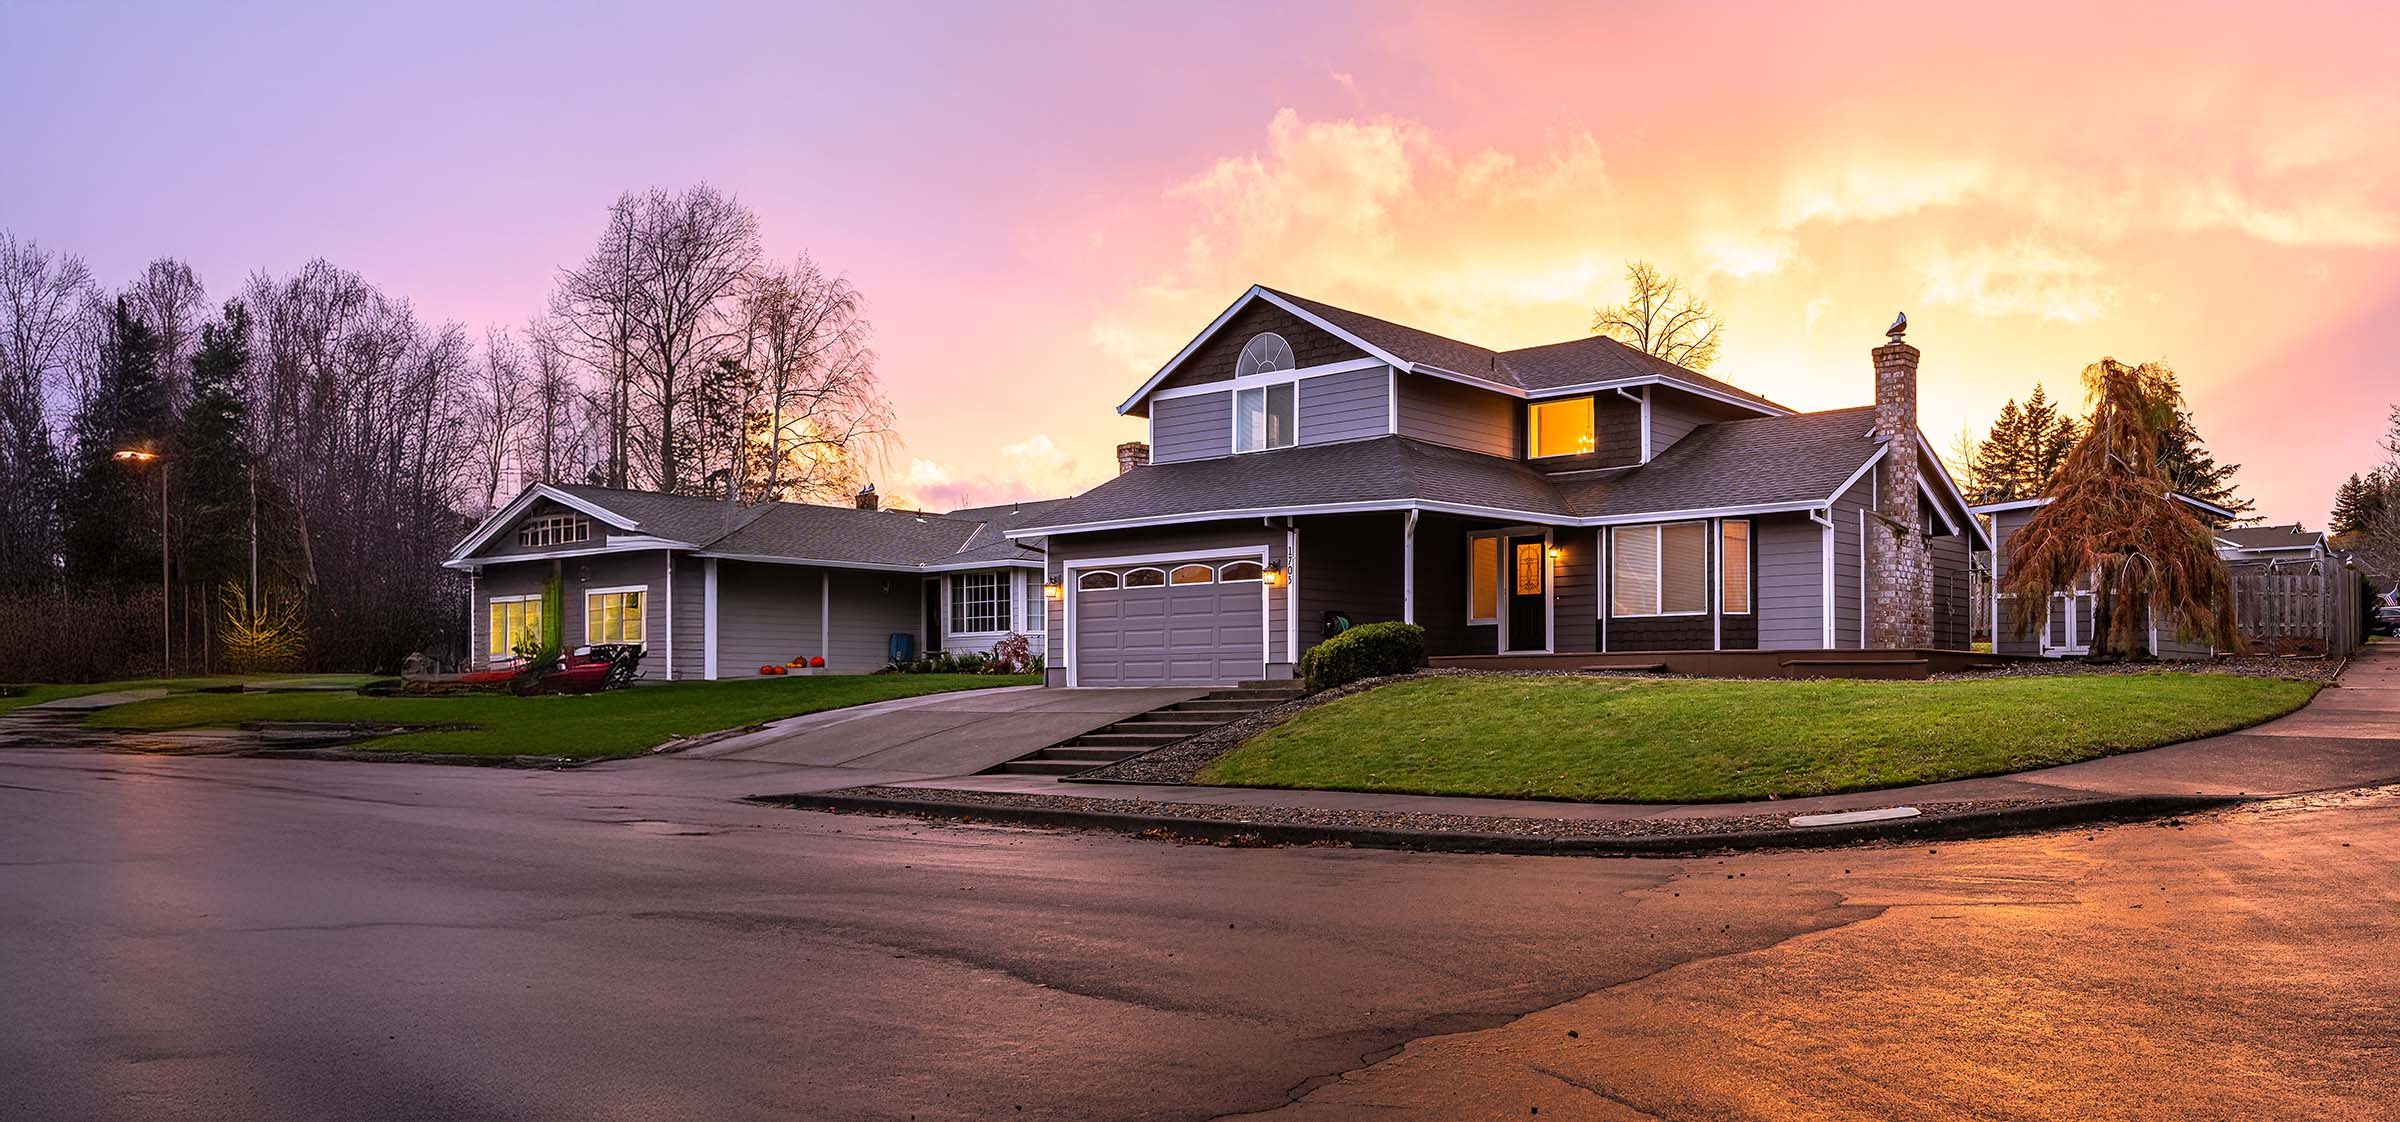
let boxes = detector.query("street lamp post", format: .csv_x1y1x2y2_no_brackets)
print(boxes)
113,448,168,674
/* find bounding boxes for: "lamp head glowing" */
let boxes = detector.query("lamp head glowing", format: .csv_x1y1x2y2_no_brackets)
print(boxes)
1042,582,1064,600
112,448,158,463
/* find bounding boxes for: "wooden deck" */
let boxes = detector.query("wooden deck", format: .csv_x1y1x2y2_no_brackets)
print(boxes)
1427,648,2036,681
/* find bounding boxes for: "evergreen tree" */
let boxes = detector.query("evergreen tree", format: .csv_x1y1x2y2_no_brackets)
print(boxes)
2019,384,2079,496
2331,474,2379,537
2145,366,2253,520
60,297,171,590
1970,398,2028,502
177,301,257,596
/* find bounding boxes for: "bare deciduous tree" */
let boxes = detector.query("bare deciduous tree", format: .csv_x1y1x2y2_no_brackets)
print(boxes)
123,257,208,407
551,195,641,488
518,317,587,485
469,326,527,517
728,254,892,503
0,232,95,589
1592,260,1723,372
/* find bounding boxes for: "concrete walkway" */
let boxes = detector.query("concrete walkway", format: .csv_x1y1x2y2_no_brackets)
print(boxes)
879,648,2400,823
680,684,1205,774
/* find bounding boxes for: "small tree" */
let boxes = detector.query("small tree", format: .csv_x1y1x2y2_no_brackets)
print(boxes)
1591,260,1722,372
2002,358,2237,657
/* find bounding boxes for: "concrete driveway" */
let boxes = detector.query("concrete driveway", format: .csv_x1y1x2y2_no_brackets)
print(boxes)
678,684,1205,776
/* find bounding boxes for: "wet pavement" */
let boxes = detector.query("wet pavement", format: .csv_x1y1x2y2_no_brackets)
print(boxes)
6,734,2400,1120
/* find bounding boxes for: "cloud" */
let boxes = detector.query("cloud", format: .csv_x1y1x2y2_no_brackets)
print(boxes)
890,433,1087,511
1912,240,2110,323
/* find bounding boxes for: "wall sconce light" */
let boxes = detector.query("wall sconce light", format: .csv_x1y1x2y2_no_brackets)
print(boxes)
1043,582,1064,600
1546,546,1562,562
1264,566,1288,588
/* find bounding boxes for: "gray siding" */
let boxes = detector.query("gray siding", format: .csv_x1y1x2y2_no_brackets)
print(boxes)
1756,512,1825,650
1396,373,1517,456
472,550,673,677
1294,513,1405,655
1046,522,1292,683
669,554,703,680
714,560,824,674
1553,527,1598,653
1830,475,1869,649
827,568,922,671
1646,388,1754,458
470,498,648,560
1154,300,1365,393
1151,391,1231,464
1931,531,1972,650
1990,508,2041,655
1298,367,1390,446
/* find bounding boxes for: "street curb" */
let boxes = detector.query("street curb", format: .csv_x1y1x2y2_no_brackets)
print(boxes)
748,790,2245,857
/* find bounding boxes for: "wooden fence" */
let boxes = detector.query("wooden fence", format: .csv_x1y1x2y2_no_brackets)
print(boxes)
2229,565,2363,658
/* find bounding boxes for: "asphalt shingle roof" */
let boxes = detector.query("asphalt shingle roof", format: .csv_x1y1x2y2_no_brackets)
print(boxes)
1554,407,1881,517
1259,287,1786,412
529,484,1047,569
2219,523,2324,551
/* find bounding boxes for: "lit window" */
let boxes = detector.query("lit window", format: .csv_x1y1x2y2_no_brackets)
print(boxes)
1528,397,1596,458
1468,536,1499,623
1170,564,1214,585
1610,523,1708,616
585,589,645,644
1078,571,1119,591
488,596,542,657
1234,383,1297,452
517,514,591,548
950,572,1005,633
1123,567,1167,588
1218,561,1264,583
1720,520,1751,615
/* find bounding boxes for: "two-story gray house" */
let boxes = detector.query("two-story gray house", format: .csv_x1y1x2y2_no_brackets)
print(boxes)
1015,286,1986,686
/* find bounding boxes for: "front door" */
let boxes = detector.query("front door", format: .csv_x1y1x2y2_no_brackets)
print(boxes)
1505,534,1547,652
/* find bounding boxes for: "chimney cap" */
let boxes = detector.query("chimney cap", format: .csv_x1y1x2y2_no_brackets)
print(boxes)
1885,311,1908,341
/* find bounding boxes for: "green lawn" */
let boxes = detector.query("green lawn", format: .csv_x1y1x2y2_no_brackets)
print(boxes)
89,673,1036,760
1196,672,2319,804
0,675,375,716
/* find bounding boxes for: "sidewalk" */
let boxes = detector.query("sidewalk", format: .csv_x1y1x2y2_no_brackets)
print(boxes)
772,647,2400,853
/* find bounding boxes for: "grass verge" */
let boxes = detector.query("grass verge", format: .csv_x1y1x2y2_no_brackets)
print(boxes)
1195,672,2319,803
90,673,1036,760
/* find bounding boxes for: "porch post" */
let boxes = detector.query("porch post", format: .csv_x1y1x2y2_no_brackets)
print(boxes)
820,570,832,668
703,557,719,680
1402,510,1418,625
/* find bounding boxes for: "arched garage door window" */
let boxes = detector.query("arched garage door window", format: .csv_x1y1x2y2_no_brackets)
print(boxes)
1218,561,1263,583
1169,564,1214,585
1078,571,1118,591
1123,568,1167,588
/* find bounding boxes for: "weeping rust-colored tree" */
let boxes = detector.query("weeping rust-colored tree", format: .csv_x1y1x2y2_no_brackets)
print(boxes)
2003,358,2238,657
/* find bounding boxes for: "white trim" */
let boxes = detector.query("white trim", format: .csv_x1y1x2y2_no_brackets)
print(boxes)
1640,386,1654,462
703,558,719,680
1711,517,1722,650
1911,433,1988,547
1118,287,1414,414
1812,506,1836,647
1858,507,1868,648
1530,375,1788,417
820,570,832,665
1401,509,1418,625
1465,530,1504,627
448,483,645,562
1386,367,1399,434
1526,395,1598,460
1719,517,1753,618
1605,521,1711,619
583,583,650,647
689,550,1035,574
1824,444,1889,510
1969,491,2238,521
1011,496,1834,540
1060,545,1274,688
663,557,673,679
1286,520,1300,667
1146,357,1386,404
441,536,699,570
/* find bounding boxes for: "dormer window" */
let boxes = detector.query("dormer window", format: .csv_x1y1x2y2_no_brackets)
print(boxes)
1234,383,1297,452
1528,397,1596,458
518,514,592,548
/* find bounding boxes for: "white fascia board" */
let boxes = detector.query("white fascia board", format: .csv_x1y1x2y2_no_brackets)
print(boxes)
1580,499,1831,526
1010,498,1568,539
1403,363,1525,396
448,483,645,562
1968,497,2050,515
1823,445,1890,507
918,557,1045,573
1145,357,1387,403
1116,287,1416,415
691,551,1038,574
441,536,698,570
1526,376,1790,417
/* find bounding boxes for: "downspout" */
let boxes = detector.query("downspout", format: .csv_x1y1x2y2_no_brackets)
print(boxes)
1809,506,1836,648
1613,388,1646,463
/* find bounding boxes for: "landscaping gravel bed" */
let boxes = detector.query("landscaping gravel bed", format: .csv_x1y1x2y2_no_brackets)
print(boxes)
1931,654,2343,683
809,784,2060,841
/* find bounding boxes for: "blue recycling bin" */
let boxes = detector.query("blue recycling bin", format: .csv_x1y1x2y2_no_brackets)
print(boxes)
888,632,917,664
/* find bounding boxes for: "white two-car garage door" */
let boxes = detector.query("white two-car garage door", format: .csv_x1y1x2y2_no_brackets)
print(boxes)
1073,559,1265,686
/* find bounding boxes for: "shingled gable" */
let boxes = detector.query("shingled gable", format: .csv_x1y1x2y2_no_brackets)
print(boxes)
446,482,1050,571
1117,284,1792,419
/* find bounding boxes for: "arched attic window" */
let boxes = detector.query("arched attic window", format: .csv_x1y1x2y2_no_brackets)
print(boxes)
1235,332,1295,378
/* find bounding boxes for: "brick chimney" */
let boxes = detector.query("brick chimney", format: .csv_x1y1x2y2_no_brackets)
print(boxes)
1115,441,1151,476
854,483,879,511
1867,316,1933,649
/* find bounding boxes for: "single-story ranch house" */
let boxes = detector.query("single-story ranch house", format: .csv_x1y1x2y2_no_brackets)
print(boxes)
446,484,1064,678
449,285,1989,685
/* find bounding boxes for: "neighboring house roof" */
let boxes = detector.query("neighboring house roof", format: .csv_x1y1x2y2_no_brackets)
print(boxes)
2216,523,2327,554
1554,407,1881,519
1121,285,1790,416
1014,408,1988,546
446,483,1053,572
1969,492,2242,521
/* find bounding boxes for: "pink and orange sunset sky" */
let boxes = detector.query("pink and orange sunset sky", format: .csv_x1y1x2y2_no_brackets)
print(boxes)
6,2,2397,524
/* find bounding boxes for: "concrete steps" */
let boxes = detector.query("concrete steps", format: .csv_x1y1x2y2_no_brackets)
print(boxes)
982,683,1305,777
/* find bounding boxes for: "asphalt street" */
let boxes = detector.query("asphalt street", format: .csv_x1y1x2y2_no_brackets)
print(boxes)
4,745,2397,1121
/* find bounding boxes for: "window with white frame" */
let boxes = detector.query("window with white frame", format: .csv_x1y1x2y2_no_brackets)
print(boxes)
517,514,591,548
951,571,1006,633
1467,535,1500,623
1022,575,1043,634
1234,383,1297,453
1719,520,1751,615
488,595,542,657
1610,523,1708,617
584,587,645,644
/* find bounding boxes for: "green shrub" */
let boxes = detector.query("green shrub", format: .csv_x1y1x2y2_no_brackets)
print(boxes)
1298,621,1426,694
